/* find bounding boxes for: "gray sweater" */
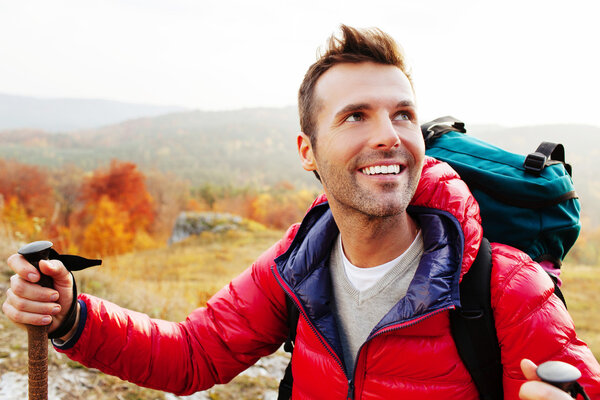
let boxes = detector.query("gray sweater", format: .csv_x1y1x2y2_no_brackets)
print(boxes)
329,232,424,373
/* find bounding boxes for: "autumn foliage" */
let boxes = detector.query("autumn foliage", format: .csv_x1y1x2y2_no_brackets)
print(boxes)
0,159,54,218
0,159,54,239
74,161,155,255
80,160,154,232
1,159,168,256
1,158,319,257
80,196,134,256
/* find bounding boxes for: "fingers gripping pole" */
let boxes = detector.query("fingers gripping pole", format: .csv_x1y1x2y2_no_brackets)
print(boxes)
17,241,101,400
537,361,591,399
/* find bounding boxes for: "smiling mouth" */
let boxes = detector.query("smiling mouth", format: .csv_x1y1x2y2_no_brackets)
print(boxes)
360,164,403,175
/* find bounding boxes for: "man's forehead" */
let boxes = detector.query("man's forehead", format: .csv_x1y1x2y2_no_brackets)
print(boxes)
314,62,415,111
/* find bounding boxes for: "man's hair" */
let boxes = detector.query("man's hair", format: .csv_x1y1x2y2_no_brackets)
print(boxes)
298,24,413,145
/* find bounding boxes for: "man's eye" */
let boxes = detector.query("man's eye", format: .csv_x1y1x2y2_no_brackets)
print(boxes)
394,112,411,121
345,113,363,122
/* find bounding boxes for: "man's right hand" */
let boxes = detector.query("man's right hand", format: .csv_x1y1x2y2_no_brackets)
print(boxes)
2,254,78,341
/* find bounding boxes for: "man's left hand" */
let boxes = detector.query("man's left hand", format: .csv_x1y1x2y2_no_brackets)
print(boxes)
519,359,573,400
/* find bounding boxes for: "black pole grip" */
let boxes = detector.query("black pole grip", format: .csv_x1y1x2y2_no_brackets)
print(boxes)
18,241,54,289
536,361,589,399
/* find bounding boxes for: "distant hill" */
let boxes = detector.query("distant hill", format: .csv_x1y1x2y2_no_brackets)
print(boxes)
0,93,187,132
0,106,313,187
0,109,599,227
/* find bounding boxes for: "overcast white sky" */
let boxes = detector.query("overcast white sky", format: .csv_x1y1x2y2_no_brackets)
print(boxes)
1,0,599,127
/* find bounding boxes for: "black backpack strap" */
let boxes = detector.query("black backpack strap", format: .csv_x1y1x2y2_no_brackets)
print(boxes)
545,272,568,309
524,142,573,177
278,296,299,400
450,238,504,400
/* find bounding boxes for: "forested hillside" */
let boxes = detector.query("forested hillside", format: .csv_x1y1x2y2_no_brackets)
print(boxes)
0,106,314,188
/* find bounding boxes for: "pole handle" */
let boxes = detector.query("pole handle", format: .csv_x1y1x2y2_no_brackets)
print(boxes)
19,241,54,289
536,361,590,399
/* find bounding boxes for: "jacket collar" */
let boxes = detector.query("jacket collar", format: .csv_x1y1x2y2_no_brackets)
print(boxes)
274,200,465,358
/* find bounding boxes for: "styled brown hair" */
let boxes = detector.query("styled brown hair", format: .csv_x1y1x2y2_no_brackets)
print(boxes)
298,24,413,144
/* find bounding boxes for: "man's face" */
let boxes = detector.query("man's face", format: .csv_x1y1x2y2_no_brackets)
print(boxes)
298,62,425,218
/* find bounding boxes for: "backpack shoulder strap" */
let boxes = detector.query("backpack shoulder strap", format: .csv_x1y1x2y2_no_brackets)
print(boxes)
450,237,504,400
278,296,299,400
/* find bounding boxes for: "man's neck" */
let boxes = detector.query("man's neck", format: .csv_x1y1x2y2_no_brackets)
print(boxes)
330,205,419,269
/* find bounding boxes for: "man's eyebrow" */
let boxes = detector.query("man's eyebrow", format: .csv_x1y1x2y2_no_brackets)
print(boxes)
334,100,416,119
334,103,372,118
396,100,416,108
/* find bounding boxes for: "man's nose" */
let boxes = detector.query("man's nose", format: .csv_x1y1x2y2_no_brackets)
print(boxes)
369,116,400,149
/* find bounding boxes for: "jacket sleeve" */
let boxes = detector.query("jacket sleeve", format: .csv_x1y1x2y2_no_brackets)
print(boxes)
54,227,297,396
490,243,600,399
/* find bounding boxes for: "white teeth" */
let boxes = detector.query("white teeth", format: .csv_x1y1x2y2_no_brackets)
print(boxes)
362,165,401,175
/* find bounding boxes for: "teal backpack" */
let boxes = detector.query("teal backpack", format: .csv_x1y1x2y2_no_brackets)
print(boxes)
422,116,581,270
420,116,581,398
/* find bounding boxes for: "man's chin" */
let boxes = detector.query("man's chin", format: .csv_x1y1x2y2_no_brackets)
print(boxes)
354,200,408,219
355,189,415,216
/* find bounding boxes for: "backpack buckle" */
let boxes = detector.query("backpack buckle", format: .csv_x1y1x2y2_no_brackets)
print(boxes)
524,152,547,175
421,116,466,143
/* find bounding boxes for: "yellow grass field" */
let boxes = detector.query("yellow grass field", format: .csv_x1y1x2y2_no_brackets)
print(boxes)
559,264,600,358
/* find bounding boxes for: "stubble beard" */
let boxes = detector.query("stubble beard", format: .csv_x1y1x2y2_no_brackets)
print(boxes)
318,153,420,220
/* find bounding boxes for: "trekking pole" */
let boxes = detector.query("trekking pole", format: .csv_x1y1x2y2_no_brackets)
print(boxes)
18,241,55,400
536,361,591,400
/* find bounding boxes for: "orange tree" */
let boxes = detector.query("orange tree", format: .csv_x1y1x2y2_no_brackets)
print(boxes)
77,160,155,255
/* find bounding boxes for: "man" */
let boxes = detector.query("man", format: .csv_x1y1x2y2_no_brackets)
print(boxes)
3,25,599,399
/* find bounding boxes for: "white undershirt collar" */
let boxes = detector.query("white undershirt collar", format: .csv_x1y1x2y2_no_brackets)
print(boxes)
340,230,422,292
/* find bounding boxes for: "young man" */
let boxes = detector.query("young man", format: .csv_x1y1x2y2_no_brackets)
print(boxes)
4,25,599,399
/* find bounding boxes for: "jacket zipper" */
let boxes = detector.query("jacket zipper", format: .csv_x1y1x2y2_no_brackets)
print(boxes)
347,379,355,400
296,300,347,377
272,266,349,380
369,306,452,338
347,306,454,399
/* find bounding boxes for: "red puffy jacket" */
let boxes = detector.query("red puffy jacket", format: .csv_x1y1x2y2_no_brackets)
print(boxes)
56,158,600,399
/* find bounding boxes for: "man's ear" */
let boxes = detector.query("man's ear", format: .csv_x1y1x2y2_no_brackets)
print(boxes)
297,133,317,172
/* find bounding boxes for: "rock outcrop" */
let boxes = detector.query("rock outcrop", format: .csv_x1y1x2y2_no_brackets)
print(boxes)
168,212,246,245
